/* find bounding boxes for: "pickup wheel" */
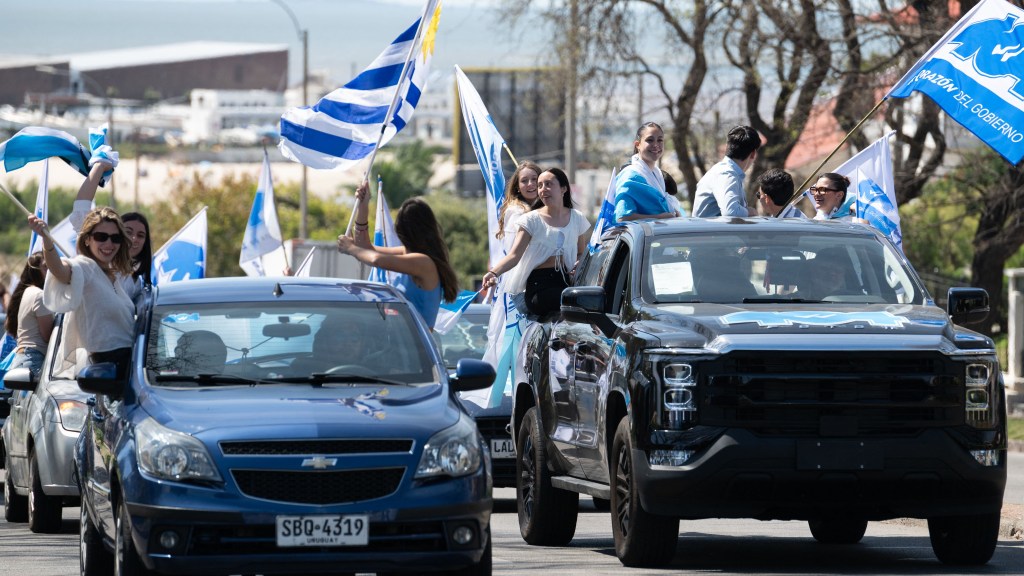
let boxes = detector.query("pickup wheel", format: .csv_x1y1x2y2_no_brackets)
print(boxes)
610,417,678,567
808,519,867,544
516,407,578,545
928,512,999,565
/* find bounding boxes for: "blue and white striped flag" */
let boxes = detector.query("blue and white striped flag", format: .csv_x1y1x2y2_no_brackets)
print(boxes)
367,178,401,285
454,65,507,268
27,159,49,256
588,167,618,252
833,131,902,251
239,150,284,277
0,125,115,185
434,289,479,334
279,0,442,171
153,208,207,285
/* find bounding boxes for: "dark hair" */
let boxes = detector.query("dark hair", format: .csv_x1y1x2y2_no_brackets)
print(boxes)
497,161,542,240
540,167,574,208
819,172,851,204
725,125,761,160
5,252,47,337
664,172,679,197
76,207,133,276
394,198,459,302
756,168,794,205
121,212,152,285
633,122,663,154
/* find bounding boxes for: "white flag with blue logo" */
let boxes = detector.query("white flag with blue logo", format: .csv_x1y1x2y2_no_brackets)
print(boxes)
434,289,479,334
832,131,902,251
294,247,317,278
239,150,284,277
367,180,401,285
454,65,508,268
887,0,1024,163
153,208,207,285
588,167,618,253
27,159,49,256
45,216,79,258
278,0,442,171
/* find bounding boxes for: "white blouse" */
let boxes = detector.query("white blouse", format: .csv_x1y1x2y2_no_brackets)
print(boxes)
502,209,590,295
43,255,135,358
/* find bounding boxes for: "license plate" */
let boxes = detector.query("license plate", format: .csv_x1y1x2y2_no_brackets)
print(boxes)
491,438,515,459
276,515,369,547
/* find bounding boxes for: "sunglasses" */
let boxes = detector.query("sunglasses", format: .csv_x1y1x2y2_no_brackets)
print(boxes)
90,231,124,244
809,186,841,195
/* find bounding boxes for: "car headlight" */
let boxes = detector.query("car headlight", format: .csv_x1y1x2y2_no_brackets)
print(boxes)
415,413,482,479
135,417,222,483
56,400,88,432
649,354,702,431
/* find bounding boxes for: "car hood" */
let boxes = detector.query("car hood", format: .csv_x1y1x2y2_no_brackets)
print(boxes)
138,383,462,438
640,302,991,353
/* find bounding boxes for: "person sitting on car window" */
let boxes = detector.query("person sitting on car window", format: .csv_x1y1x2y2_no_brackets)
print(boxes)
174,330,227,376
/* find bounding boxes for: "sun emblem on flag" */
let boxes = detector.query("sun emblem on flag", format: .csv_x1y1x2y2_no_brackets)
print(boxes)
421,3,442,60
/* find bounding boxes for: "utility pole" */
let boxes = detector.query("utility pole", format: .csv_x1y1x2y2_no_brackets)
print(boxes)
271,0,310,238
565,0,578,186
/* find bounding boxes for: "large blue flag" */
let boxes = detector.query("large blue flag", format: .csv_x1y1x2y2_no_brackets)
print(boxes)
887,0,1024,163
434,289,479,334
0,125,115,184
239,150,283,276
367,177,401,285
153,208,207,285
588,167,618,253
279,0,442,171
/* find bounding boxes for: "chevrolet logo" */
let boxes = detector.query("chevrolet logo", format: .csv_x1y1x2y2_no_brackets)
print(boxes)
301,456,338,469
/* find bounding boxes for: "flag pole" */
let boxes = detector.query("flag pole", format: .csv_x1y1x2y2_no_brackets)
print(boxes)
346,0,436,237
503,143,518,166
0,180,72,255
777,97,887,217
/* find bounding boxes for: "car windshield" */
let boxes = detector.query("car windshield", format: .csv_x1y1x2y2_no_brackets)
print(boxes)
146,301,439,386
643,231,925,305
434,312,489,368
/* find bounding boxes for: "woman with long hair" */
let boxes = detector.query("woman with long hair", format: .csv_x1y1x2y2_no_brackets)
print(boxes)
482,168,592,317
337,182,458,328
614,122,684,223
4,253,53,377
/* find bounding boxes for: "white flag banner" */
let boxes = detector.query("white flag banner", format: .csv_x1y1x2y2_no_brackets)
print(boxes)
294,246,317,277
832,131,902,250
153,208,208,285
240,150,284,276
27,158,49,255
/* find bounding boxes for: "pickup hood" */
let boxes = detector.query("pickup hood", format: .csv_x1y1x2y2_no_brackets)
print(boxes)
137,383,460,439
641,302,992,353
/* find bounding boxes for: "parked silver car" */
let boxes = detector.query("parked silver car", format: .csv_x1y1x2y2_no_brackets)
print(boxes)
2,315,91,533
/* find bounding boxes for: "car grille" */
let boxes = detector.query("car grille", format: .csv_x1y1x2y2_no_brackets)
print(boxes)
698,351,963,436
232,468,405,505
183,520,450,555
220,439,413,455
473,416,516,487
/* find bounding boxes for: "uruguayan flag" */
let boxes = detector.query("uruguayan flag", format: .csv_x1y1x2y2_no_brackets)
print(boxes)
454,65,508,268
240,150,284,277
832,131,902,251
588,167,618,252
27,159,49,256
153,208,207,285
887,0,1024,163
279,0,442,170
367,179,401,285
434,290,479,334
294,246,317,277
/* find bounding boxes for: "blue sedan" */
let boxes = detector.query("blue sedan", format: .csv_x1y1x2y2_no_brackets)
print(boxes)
75,277,495,576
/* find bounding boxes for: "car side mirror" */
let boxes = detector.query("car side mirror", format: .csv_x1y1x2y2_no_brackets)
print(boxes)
77,362,125,396
449,359,496,392
561,286,617,338
947,287,989,325
3,367,38,392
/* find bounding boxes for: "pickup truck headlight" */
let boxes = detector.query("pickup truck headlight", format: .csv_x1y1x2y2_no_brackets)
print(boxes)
135,417,222,483
964,361,996,429
415,413,482,479
648,355,702,431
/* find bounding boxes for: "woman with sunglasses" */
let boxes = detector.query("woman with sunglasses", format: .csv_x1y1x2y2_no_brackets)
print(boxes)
811,173,853,221
28,207,136,379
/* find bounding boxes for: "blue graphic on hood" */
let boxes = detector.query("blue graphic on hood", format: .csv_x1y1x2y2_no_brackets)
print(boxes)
721,311,910,328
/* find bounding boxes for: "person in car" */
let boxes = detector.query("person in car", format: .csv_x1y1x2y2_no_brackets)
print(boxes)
811,173,854,221
613,122,683,223
756,168,807,218
4,253,53,377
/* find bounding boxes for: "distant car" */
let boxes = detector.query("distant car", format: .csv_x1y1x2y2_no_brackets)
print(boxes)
2,314,91,533
439,303,516,488
76,278,495,576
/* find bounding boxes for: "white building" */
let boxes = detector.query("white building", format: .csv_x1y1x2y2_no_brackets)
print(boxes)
183,89,285,145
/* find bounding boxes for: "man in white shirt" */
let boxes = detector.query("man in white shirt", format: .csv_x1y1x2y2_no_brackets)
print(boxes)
693,125,762,218
755,168,807,218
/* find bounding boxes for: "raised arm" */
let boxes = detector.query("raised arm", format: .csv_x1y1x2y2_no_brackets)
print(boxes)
28,216,71,285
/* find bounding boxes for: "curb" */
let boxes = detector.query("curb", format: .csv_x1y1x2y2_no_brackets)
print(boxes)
885,511,1022,541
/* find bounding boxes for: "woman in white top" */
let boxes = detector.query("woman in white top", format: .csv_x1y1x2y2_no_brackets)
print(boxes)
29,207,136,379
482,168,592,317
4,253,53,377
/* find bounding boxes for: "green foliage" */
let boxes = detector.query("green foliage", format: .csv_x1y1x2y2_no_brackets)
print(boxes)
0,181,91,274
1009,417,1024,442
424,193,489,292
372,141,445,206
899,178,976,280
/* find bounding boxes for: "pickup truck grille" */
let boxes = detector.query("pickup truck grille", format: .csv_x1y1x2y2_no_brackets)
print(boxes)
699,352,963,436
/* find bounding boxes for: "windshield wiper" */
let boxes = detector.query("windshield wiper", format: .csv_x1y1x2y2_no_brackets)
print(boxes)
275,373,408,388
153,374,264,385
742,297,824,303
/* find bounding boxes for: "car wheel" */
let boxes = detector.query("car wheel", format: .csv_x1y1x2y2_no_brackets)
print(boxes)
3,452,28,522
81,500,113,576
115,498,158,576
515,407,578,545
808,519,867,544
928,512,1000,565
28,452,63,533
610,417,678,567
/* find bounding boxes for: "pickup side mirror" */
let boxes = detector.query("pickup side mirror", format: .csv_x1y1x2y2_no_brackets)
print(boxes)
3,367,38,392
77,362,125,396
947,287,989,325
450,359,497,392
561,286,617,338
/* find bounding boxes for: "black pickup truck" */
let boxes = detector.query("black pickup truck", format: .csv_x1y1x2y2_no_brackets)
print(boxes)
511,218,1007,567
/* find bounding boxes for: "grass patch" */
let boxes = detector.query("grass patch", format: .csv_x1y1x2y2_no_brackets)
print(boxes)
1010,418,1024,441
